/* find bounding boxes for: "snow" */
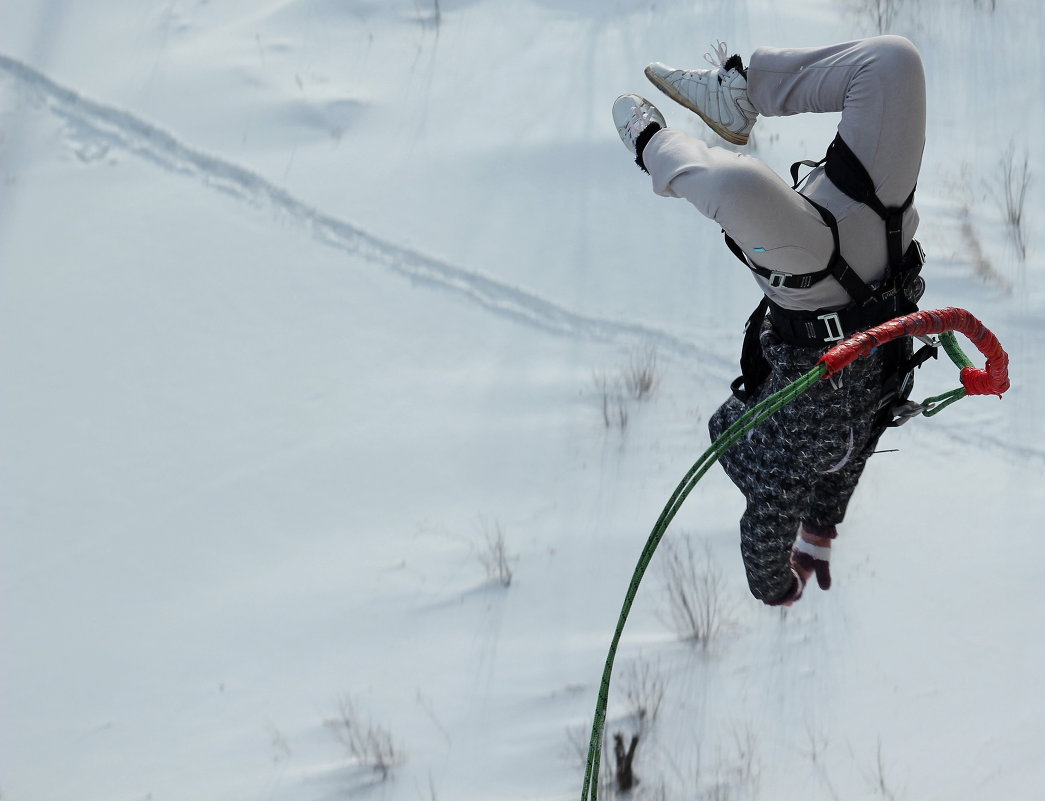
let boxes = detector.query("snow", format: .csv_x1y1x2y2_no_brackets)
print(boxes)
1,1,1043,799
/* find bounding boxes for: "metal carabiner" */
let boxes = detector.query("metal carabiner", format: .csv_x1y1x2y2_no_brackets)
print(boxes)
889,399,932,426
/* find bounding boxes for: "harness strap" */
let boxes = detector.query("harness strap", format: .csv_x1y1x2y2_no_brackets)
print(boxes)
730,296,771,401
820,134,916,271
790,158,824,188
722,229,831,289
766,239,925,346
802,199,875,305
723,198,875,304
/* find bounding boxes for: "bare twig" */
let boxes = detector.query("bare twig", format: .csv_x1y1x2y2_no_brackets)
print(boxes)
993,141,1031,260
621,659,666,739
326,696,404,781
593,371,629,431
853,0,903,33
625,344,659,400
659,535,734,649
476,517,513,586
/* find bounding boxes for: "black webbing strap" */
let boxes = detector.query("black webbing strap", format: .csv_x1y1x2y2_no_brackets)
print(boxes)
722,230,833,290
765,238,925,347
729,296,771,401
790,158,825,189
790,134,916,272
722,191,878,304
767,290,905,346
820,134,916,271
722,230,748,266
801,199,875,305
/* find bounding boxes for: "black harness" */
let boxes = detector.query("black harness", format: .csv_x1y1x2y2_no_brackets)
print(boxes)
726,133,935,430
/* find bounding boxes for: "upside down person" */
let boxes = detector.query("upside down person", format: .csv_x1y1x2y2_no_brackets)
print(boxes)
612,36,929,605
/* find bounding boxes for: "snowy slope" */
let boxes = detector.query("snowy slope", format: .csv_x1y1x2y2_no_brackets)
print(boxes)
1,1,1043,800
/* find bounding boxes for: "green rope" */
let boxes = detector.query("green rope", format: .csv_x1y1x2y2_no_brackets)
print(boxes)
580,362,826,801
921,387,967,417
918,332,972,417
940,331,974,370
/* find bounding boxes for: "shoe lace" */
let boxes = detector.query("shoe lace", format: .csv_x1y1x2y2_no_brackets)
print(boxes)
625,106,650,140
703,40,730,69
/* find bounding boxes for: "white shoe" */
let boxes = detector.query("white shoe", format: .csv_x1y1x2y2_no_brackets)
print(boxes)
612,93,666,156
645,41,758,145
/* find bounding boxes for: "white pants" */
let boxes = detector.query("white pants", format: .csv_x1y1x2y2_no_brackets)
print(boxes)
642,35,926,312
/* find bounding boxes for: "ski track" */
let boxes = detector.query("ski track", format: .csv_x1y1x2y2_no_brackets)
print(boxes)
2,52,1041,468
0,52,729,374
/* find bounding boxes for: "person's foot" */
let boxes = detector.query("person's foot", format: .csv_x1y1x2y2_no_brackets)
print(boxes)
611,93,667,171
644,41,757,145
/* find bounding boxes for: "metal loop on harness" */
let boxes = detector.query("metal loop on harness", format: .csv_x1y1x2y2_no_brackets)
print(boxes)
769,271,790,288
817,312,845,342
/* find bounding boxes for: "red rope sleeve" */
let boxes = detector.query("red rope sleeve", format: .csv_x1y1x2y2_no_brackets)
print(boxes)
819,307,1010,397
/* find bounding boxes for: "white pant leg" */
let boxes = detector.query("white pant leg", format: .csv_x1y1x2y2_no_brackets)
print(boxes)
642,128,836,307
748,35,926,208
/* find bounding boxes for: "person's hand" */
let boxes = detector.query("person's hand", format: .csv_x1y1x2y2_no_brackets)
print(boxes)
790,524,836,591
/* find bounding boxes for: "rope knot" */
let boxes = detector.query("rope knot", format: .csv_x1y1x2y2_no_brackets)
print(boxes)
960,364,1008,397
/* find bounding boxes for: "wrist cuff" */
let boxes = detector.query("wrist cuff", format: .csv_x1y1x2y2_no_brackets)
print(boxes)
794,537,832,562
801,523,838,539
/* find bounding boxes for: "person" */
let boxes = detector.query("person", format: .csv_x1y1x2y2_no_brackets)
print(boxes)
612,36,929,606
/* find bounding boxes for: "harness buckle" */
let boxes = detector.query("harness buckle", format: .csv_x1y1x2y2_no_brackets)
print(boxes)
768,271,790,288
908,239,926,268
817,312,845,342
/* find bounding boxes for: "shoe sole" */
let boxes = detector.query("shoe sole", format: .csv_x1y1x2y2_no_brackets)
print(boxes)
644,65,749,146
